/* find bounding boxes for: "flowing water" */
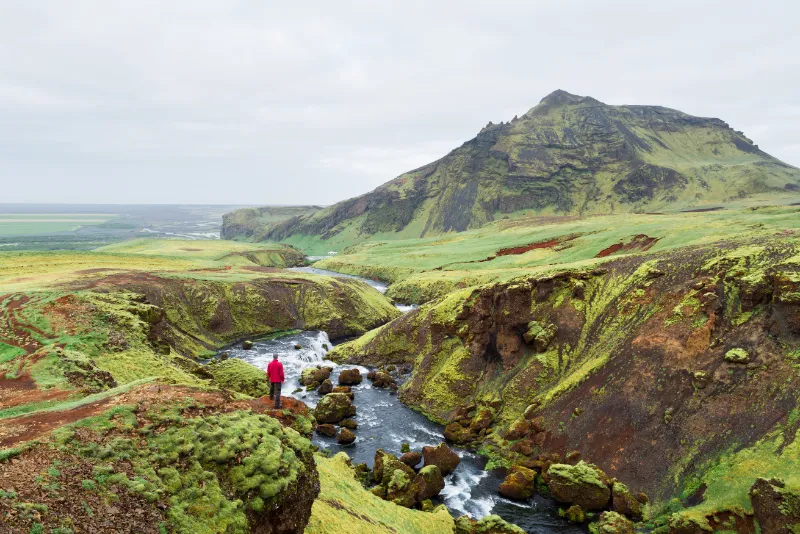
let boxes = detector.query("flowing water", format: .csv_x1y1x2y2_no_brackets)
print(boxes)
222,268,583,533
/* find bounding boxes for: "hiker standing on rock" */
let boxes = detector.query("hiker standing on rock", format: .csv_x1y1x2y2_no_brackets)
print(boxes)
266,354,285,409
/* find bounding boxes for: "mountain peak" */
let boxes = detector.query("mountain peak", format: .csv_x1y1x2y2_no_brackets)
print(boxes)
538,89,588,105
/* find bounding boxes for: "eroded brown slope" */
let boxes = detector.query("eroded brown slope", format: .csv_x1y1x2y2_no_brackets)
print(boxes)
330,237,800,527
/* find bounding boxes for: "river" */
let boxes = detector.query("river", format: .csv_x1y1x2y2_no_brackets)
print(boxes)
222,268,584,533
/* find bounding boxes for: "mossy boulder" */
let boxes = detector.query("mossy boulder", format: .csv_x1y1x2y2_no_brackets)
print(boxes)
444,422,474,444
560,504,586,523
523,321,557,352
300,366,332,386
414,465,446,502
749,477,800,533
336,428,356,444
373,449,416,487
469,408,494,432
498,465,537,500
590,511,634,534
724,347,750,363
546,461,611,510
611,481,642,518
316,424,336,437
242,340,254,350
313,393,356,423
339,418,357,429
504,419,530,441
386,468,416,508
456,514,526,533
400,451,422,468
338,368,363,385
317,378,333,395
205,359,268,397
367,370,395,388
422,443,461,476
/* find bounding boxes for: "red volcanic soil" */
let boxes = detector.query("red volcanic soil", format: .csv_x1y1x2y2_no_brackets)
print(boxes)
496,238,561,257
596,234,659,258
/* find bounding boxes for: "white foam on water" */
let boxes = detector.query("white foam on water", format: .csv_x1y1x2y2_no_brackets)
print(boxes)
411,422,443,439
442,465,493,518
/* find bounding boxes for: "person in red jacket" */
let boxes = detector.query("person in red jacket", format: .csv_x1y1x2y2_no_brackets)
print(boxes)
266,354,285,409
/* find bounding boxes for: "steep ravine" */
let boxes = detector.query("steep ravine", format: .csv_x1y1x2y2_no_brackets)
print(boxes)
329,237,800,531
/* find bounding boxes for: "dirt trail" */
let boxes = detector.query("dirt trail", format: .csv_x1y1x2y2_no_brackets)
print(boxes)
0,384,310,449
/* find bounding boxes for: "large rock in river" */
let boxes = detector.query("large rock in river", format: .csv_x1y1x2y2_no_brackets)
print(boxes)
498,465,537,500
546,461,611,510
300,366,332,386
422,443,461,476
338,368,363,385
414,465,445,502
593,511,634,534
313,392,356,423
399,451,422,468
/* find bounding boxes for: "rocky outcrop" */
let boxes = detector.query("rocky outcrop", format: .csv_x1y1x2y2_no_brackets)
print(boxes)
370,450,447,509
546,462,611,510
0,387,320,534
750,478,800,533
313,393,356,424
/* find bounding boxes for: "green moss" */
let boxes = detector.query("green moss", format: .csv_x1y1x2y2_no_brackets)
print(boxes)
725,348,750,363
548,462,608,491
305,453,454,534
55,409,314,533
205,359,268,397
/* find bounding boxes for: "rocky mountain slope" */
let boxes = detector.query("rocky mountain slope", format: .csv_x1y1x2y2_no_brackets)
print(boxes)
330,234,800,531
223,90,800,252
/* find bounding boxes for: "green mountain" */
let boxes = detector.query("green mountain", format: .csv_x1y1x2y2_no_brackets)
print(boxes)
224,90,800,250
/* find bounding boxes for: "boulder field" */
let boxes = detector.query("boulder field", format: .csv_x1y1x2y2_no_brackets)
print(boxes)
330,236,800,531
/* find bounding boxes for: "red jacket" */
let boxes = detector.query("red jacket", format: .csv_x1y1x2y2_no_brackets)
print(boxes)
266,360,284,383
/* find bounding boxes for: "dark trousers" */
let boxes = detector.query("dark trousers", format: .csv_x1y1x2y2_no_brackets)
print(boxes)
269,382,282,408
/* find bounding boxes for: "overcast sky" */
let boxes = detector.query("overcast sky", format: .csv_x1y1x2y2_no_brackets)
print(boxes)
1,1,798,205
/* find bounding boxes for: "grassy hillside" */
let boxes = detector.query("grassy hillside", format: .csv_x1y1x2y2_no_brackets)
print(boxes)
0,239,398,421
315,204,800,303
221,205,322,241
223,90,800,253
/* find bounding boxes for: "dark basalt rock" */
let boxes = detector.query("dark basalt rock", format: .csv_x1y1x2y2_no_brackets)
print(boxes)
338,368,363,386
316,424,336,437
399,451,422,468
336,428,356,444
317,379,333,395
422,443,460,476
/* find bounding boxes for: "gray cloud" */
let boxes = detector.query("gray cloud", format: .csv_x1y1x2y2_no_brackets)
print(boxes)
1,0,797,204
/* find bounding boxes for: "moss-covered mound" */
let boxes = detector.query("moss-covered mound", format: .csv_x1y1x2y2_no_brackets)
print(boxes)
205,358,268,397
0,395,319,533
331,236,800,530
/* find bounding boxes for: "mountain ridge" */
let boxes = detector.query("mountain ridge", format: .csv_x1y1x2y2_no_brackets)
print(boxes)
224,90,800,250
